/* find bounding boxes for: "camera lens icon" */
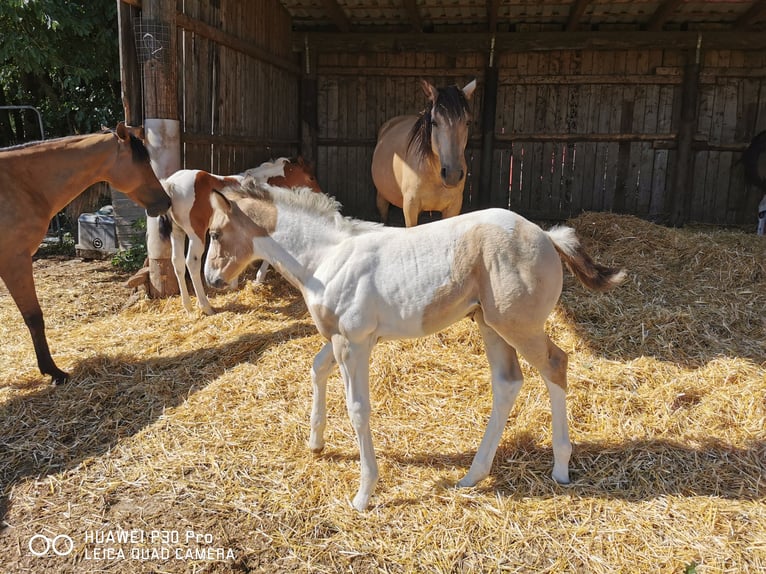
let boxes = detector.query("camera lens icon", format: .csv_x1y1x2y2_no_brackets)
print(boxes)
29,534,74,557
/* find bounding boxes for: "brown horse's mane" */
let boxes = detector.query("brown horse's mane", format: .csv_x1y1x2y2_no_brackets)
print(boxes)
1,127,151,164
406,84,472,164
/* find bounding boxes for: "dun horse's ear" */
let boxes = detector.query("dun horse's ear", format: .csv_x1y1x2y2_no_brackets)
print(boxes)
420,79,438,103
462,79,477,100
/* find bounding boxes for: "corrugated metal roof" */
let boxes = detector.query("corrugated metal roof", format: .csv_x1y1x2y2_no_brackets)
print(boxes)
278,0,765,33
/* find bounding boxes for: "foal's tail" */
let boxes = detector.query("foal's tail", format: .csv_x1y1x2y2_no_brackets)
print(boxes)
546,226,626,292
158,214,173,241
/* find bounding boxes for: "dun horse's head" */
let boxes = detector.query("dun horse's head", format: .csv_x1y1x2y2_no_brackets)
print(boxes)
271,156,323,194
410,79,476,188
106,122,171,217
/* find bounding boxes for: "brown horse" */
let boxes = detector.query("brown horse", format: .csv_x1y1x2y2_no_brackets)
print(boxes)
372,79,476,227
0,122,171,384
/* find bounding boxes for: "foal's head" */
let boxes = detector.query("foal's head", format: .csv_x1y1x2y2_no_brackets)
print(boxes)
408,79,476,187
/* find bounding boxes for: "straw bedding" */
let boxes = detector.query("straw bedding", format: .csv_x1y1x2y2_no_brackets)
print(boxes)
0,213,763,573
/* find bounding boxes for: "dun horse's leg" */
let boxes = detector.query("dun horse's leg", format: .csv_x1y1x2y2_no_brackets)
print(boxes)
441,196,463,220
2,258,68,384
458,310,524,487
170,223,194,312
309,342,336,453
401,195,421,228
185,233,214,315
375,191,390,224
332,334,378,511
509,332,572,484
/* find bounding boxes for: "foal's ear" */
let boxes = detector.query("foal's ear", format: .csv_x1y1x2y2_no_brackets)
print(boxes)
462,79,477,100
210,190,232,213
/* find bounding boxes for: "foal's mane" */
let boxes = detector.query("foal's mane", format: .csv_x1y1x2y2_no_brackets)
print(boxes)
407,84,472,163
238,178,382,235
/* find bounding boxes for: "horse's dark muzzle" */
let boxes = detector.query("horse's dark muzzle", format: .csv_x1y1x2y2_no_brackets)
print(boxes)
441,167,465,187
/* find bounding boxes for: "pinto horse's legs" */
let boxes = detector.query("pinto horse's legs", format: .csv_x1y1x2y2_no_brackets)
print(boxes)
1,256,68,384
170,222,194,313
185,232,214,315
309,341,335,453
458,310,524,488
331,333,378,511
254,261,271,284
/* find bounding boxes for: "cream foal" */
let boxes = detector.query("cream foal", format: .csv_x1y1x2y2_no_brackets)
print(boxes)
204,181,625,511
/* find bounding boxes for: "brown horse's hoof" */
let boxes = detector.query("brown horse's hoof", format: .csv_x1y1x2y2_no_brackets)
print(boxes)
51,370,70,385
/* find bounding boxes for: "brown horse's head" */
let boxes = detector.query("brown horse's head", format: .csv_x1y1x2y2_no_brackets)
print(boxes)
268,156,323,194
106,122,171,216
408,79,476,188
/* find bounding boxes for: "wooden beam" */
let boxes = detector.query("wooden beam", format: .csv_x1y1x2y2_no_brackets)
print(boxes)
176,13,300,75
647,0,685,31
566,0,592,32
402,0,423,33
735,0,766,28
119,0,142,8
295,31,766,54
321,0,351,33
487,0,501,33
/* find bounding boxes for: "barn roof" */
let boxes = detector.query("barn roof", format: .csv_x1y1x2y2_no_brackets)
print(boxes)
278,0,766,34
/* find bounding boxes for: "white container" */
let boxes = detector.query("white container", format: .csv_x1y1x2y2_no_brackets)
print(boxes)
77,210,118,252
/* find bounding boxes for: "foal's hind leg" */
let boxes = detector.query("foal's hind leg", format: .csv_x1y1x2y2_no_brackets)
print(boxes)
458,310,524,488
1,256,68,384
169,223,194,312
185,232,215,315
507,331,572,485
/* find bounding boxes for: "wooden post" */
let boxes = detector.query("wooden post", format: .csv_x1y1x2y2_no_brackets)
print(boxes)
670,37,701,227
140,0,180,297
300,36,319,167
478,37,498,210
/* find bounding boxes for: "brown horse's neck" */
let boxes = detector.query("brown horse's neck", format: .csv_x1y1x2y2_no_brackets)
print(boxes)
11,133,117,215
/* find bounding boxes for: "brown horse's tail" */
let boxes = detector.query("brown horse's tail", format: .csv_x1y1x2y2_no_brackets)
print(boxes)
546,226,626,292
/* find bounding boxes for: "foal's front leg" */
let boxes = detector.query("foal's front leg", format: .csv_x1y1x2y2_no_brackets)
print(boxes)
331,334,378,511
308,342,335,453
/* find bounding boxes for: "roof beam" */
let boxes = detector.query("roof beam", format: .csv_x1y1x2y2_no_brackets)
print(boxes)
566,0,593,31
402,0,423,33
321,0,351,33
735,0,766,28
647,0,685,31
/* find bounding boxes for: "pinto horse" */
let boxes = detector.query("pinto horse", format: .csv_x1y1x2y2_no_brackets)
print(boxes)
372,79,476,227
203,181,626,511
160,157,322,315
0,122,171,385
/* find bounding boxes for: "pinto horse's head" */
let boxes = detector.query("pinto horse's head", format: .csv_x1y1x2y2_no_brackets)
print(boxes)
106,122,171,216
409,79,476,188
269,157,323,194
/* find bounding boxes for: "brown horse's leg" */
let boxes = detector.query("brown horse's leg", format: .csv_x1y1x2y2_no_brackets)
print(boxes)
1,256,69,384
375,191,390,224
402,196,421,228
441,196,463,219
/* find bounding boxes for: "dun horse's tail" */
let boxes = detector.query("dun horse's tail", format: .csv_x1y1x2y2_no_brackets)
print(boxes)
546,226,626,292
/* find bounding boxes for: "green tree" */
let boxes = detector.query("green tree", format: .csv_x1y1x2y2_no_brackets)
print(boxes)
0,0,121,143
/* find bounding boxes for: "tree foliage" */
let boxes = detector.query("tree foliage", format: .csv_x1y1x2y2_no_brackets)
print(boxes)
0,0,122,143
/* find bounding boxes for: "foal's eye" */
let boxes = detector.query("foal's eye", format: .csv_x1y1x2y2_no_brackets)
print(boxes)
209,231,220,241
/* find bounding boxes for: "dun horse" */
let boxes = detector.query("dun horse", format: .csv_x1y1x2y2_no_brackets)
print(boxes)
160,158,322,315
0,123,171,384
372,79,476,227
203,181,625,511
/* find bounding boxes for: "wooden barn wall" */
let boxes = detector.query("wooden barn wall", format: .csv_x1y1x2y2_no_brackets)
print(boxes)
177,0,299,175
313,47,765,225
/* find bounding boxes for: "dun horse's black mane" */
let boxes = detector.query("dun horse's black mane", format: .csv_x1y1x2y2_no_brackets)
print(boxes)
407,84,471,163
